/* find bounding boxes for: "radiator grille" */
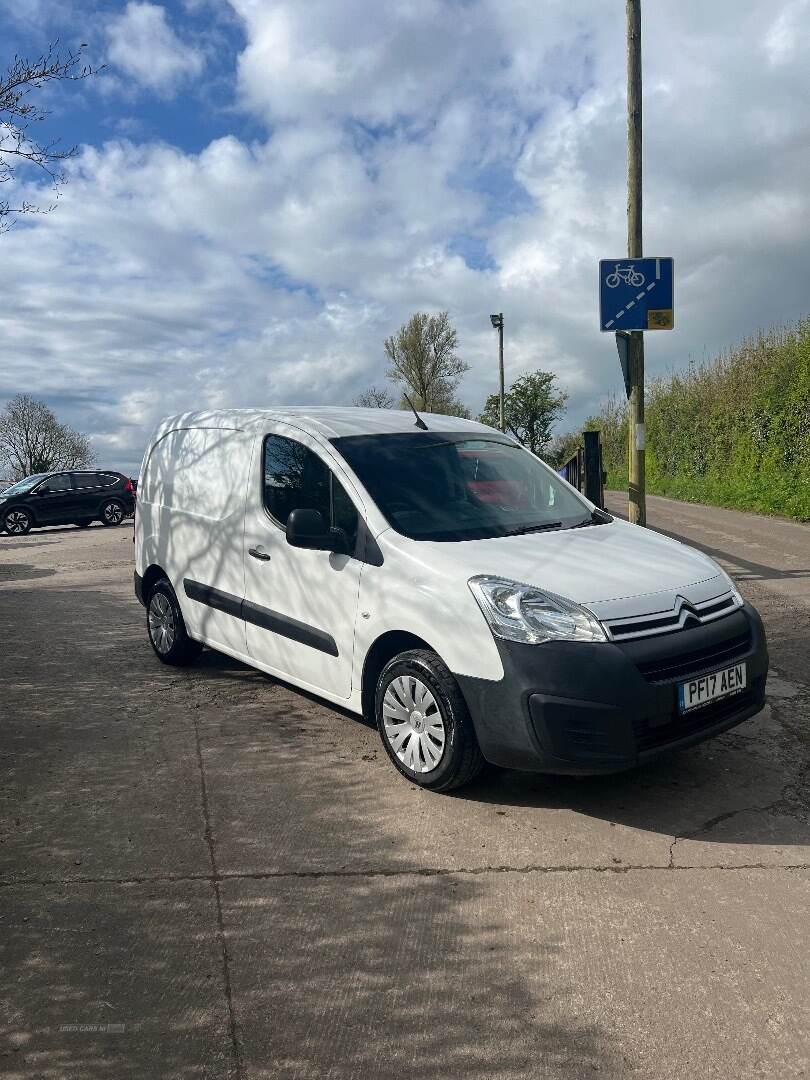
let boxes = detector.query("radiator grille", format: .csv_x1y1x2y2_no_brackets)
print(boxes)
604,590,739,642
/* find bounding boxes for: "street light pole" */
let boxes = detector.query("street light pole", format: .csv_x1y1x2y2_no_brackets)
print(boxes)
626,0,646,525
490,312,505,432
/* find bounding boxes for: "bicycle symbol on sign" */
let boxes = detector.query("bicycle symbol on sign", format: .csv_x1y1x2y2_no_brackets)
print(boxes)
605,263,645,288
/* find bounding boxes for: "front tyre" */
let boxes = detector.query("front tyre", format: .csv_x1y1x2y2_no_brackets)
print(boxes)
100,499,125,526
146,579,202,666
2,508,33,535
375,649,484,792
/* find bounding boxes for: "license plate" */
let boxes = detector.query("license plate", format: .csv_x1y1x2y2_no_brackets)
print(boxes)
678,663,746,713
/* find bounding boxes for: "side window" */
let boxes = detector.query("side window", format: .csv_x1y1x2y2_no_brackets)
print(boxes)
73,472,100,489
264,434,330,525
99,473,120,487
38,473,71,493
263,434,359,547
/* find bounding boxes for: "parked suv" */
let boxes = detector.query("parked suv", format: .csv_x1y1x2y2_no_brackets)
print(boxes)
134,408,768,792
0,470,135,535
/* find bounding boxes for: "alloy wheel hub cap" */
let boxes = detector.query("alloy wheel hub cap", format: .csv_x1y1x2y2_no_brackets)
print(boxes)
148,594,176,653
382,675,446,774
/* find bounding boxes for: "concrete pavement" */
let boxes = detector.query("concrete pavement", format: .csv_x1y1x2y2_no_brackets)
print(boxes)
1,506,809,1078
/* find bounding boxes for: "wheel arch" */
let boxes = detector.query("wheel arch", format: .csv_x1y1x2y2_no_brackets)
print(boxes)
360,630,441,721
1,498,38,529
98,493,125,513
141,562,168,601
2,502,38,525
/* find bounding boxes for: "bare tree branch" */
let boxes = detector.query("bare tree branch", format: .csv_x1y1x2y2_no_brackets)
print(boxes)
0,394,95,478
353,386,395,409
0,42,102,233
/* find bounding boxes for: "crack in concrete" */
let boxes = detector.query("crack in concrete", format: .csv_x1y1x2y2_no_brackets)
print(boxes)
667,793,797,866
3,861,809,889
192,715,245,1080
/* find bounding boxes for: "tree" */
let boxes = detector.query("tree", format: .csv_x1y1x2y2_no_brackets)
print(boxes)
546,430,582,469
384,311,469,415
0,394,95,479
480,370,568,456
353,385,395,408
1,43,100,233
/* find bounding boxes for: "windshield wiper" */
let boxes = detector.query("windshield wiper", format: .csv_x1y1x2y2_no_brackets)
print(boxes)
570,509,614,529
505,521,563,536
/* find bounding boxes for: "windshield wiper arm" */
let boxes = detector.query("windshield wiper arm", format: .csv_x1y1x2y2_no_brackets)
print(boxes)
506,521,563,536
570,509,614,529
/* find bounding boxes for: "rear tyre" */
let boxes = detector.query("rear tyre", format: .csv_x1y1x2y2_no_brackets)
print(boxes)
100,499,125,526
146,579,202,666
375,649,484,792
2,507,33,536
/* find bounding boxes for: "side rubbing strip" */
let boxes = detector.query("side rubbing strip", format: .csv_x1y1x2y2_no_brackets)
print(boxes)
242,601,339,656
183,579,243,619
183,578,339,657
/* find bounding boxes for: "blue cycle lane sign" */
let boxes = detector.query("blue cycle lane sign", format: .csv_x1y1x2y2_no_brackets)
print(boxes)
599,257,674,332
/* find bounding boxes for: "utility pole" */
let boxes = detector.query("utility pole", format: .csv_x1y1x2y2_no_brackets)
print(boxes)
490,313,505,431
626,0,646,525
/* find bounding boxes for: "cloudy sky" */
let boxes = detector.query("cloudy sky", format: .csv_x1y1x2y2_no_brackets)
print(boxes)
1,0,809,474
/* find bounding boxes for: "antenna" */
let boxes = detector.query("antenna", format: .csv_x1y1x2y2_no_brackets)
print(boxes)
402,393,428,430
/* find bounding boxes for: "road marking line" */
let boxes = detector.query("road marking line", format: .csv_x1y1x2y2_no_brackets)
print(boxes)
604,279,656,329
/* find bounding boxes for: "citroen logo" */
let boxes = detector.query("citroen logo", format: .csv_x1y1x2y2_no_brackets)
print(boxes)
676,595,700,624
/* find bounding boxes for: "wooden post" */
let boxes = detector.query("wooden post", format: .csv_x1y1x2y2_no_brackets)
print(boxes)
627,0,646,526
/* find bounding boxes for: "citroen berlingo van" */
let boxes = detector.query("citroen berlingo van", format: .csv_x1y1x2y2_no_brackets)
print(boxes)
134,408,768,791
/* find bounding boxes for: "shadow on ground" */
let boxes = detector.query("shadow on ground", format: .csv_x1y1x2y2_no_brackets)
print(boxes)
1,578,630,1078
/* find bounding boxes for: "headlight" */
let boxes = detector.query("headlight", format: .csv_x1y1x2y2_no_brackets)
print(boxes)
468,576,607,645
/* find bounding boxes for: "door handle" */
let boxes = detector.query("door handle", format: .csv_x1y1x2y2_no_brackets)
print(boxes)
248,547,272,562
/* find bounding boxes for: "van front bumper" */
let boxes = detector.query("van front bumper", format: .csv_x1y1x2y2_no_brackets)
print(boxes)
454,603,768,775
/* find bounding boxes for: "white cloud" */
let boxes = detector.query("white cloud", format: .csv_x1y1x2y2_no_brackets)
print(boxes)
764,0,810,64
2,0,810,474
106,2,203,94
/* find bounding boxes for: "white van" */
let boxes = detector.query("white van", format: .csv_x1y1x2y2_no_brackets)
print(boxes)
134,408,768,791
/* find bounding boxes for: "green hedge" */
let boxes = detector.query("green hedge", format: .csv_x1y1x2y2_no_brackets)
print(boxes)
590,319,810,520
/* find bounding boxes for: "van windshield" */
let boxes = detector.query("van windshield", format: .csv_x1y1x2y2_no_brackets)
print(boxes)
331,433,594,542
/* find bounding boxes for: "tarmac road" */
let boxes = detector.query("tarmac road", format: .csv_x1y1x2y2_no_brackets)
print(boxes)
1,502,809,1079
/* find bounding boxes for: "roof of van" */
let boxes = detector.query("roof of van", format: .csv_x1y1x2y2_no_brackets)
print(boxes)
153,407,508,440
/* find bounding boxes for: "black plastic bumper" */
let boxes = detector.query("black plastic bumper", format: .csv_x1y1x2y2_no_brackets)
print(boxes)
455,603,768,775
134,570,145,607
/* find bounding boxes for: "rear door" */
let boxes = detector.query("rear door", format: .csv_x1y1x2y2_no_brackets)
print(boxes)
242,425,363,699
32,473,78,523
141,425,252,658
71,472,104,517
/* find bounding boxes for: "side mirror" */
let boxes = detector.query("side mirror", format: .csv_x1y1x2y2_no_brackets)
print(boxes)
286,508,347,553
